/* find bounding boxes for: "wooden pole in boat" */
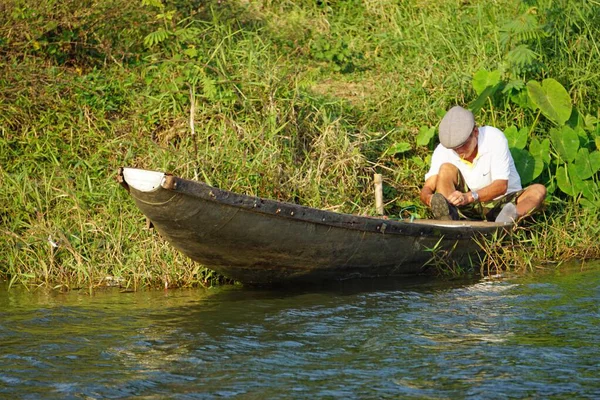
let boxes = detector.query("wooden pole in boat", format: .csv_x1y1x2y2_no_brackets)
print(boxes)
374,173,384,215
189,85,199,181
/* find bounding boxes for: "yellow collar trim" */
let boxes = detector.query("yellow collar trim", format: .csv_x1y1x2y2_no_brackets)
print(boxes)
459,153,480,167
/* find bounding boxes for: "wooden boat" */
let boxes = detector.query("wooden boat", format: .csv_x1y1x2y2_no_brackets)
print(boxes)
118,167,510,285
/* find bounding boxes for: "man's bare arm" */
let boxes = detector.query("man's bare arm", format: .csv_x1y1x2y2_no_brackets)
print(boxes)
470,179,508,202
422,176,508,207
446,179,508,206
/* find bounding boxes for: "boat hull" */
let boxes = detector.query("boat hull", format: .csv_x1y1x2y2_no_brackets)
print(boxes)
119,168,509,285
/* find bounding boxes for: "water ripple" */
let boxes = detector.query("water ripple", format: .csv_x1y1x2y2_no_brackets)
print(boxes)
0,263,599,398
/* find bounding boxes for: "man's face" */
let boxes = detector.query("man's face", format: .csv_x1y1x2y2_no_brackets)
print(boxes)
454,126,479,159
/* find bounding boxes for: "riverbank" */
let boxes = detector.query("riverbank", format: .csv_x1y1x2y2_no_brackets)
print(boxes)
1,0,599,289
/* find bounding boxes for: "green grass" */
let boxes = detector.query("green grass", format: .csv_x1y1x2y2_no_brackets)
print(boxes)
477,199,600,275
1,0,599,289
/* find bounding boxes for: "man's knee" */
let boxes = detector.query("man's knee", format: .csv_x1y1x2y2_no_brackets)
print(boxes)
522,184,546,205
438,163,458,177
529,184,546,200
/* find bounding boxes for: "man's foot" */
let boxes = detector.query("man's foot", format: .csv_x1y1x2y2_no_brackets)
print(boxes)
495,203,518,223
430,193,458,220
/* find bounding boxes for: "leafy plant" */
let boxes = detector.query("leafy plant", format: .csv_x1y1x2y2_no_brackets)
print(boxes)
499,9,547,79
310,34,361,73
383,141,411,156
416,126,436,147
527,79,572,125
469,67,600,208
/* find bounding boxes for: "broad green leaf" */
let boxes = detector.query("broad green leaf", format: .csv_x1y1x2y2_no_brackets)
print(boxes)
385,142,411,156
504,125,528,150
580,198,600,210
580,180,600,202
567,108,585,130
556,166,577,196
472,69,501,95
509,88,535,110
511,148,542,184
589,150,600,174
572,148,600,180
594,121,600,141
550,126,579,162
416,126,436,147
574,125,592,147
567,163,585,194
529,137,551,165
526,78,572,125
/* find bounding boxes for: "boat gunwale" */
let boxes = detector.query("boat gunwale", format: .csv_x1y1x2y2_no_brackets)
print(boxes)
119,167,511,239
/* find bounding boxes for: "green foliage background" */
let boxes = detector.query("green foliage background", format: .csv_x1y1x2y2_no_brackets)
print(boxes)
1,0,599,288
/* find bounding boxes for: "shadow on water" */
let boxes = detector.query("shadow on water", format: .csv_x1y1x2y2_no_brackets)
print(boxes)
219,272,481,298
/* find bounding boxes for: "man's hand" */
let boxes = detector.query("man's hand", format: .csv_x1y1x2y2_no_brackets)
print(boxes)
447,190,469,206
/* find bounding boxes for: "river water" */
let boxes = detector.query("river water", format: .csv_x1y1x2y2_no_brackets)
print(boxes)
1,262,599,399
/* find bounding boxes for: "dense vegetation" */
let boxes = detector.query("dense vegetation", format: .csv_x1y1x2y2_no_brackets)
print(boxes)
1,0,599,289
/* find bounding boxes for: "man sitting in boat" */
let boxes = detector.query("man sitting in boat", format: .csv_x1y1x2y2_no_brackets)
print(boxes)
419,105,546,222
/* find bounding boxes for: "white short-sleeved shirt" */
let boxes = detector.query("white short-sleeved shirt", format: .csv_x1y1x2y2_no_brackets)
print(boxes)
424,126,522,196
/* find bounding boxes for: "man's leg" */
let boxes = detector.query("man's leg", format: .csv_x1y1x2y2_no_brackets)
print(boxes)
435,163,460,197
430,163,461,220
495,184,546,223
515,184,546,217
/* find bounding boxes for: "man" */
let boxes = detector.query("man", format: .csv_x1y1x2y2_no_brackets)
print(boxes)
420,106,546,222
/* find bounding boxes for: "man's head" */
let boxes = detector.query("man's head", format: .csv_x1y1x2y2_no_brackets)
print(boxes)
439,106,475,149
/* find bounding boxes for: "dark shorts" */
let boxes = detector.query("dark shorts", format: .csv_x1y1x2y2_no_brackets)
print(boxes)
455,171,523,221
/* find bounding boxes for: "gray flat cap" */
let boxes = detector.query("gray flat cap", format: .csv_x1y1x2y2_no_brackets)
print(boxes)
439,106,475,149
